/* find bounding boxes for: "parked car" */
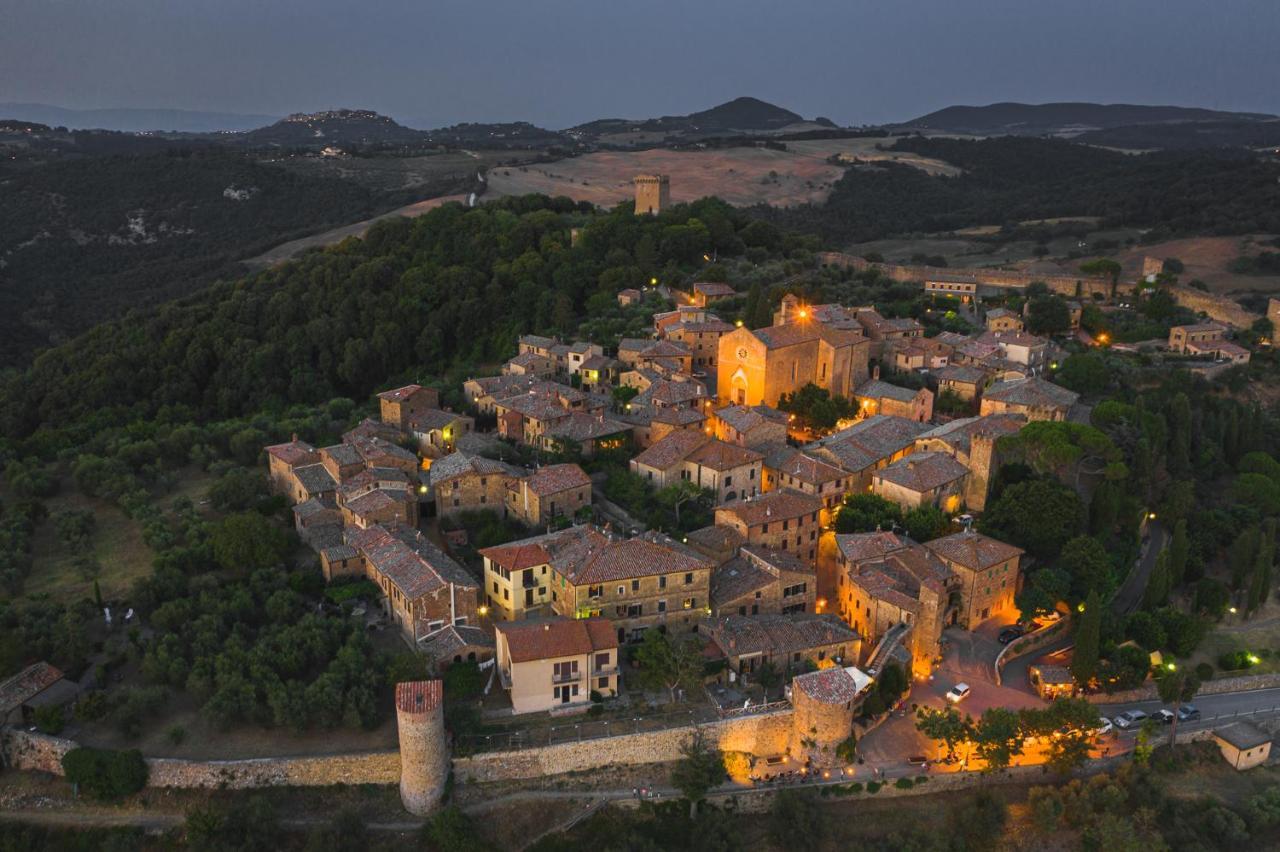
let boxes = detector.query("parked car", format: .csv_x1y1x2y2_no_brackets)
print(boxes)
945,683,971,703
1154,709,1176,725
1096,717,1113,736
998,625,1026,644
1114,710,1148,729
1177,704,1201,722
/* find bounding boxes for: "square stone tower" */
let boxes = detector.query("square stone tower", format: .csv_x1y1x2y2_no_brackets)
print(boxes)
1269,298,1280,347
633,174,670,215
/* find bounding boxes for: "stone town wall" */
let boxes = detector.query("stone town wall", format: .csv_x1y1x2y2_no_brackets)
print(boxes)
1167,284,1260,329
1084,671,1280,705
1,728,399,789
453,709,794,784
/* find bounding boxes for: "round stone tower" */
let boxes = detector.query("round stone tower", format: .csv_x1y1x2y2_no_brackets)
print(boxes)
788,667,860,766
396,679,448,816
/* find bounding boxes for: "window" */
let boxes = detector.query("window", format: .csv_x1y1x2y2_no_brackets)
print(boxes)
631,579,640,592
683,598,696,609
595,652,610,669
659,575,667,589
684,573,694,585
784,582,807,597
588,585,602,598
737,605,746,616
627,604,642,617
454,616,468,626
724,475,732,488
427,620,444,633
598,677,608,689
782,520,789,531
617,585,626,597
503,589,510,601
658,600,667,613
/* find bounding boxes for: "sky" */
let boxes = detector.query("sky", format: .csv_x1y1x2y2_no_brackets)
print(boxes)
3,0,1279,128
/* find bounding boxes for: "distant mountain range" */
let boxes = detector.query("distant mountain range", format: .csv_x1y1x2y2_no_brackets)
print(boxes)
895,101,1278,136
0,102,278,133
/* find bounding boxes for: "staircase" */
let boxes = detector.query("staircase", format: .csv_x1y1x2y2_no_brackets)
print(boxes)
866,622,911,675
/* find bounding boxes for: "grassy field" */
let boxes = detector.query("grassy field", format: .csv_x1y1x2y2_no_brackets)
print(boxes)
1188,595,1280,677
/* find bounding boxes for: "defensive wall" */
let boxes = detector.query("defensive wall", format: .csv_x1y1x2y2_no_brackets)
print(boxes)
818,252,1262,328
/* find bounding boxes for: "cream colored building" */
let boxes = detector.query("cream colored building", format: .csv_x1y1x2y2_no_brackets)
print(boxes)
495,617,619,713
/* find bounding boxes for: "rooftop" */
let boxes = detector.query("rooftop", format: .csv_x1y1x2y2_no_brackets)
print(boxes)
498,617,617,663
395,680,443,715
349,524,477,599
265,439,316,466
544,412,630,443
0,662,65,716
522,463,591,496
791,666,870,704
856,379,922,404
1215,721,1272,751
378,384,430,403
428,451,523,487
715,490,822,528
873,451,969,493
806,415,928,472
703,613,858,658
926,530,1024,569
982,377,1079,409
714,404,788,434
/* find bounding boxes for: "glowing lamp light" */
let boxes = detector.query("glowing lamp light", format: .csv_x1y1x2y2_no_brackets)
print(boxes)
1249,654,1261,665
735,319,744,328
798,309,808,319
478,605,489,616
1166,662,1176,672
1229,607,1238,614
650,277,658,285
1077,603,1086,613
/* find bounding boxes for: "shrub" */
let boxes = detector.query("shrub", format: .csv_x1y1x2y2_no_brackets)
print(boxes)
1219,650,1256,671
1195,662,1214,682
915,775,929,784
61,747,148,800
895,777,914,789
33,704,65,734
867,781,882,794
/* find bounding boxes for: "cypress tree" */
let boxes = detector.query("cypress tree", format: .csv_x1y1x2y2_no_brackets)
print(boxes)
1071,590,1102,688
1168,519,1189,589
1144,550,1171,610
1230,526,1262,590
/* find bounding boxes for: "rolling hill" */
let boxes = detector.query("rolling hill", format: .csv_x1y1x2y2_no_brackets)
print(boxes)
566,96,830,143
239,109,429,148
896,102,1277,136
0,102,278,133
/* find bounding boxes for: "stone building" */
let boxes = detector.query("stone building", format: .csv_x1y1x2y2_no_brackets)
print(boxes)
396,680,448,816
629,431,763,504
787,666,871,765
854,376,934,423
618,288,642,307
428,451,524,518
691,282,736,307
502,351,555,378
710,544,816,617
871,451,969,512
265,438,320,498
979,377,1079,422
924,530,1022,628
495,617,619,713
407,409,475,456
714,490,825,567
506,463,592,528
338,467,419,529
717,319,870,408
633,174,670,215
984,308,1023,333
760,444,850,527
804,415,928,492
825,531,955,678
540,412,631,458
348,524,481,646
913,413,1024,511
617,338,694,374
932,364,991,402
709,404,789,448
482,526,713,642
378,385,441,431
702,613,861,679
657,310,734,371
1213,722,1273,771
888,337,952,373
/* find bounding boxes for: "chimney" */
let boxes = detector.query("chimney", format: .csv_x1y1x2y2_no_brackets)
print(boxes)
872,365,880,381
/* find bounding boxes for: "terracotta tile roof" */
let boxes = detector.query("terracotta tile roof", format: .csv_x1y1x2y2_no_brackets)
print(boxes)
321,442,363,468
395,680,443,714
293,497,337,521
467,374,538,399
835,530,912,564
343,418,403,444
925,530,1023,570
0,662,65,715
975,330,1048,349
348,435,418,466
856,379,922,404
982,377,1079,409
740,544,813,575
418,624,495,660
694,282,736,297
685,439,763,472
806,415,928,472
349,524,476,599
343,488,402,517
519,334,560,349
703,613,857,658
791,666,866,704
987,308,1015,319
683,524,746,556
545,412,630,443
555,530,712,584
378,384,427,403
715,490,822,528
714,404,788,434
752,322,862,350
916,413,1025,455
668,319,735,334
480,525,604,572
618,338,692,359
578,354,617,372
408,408,469,432
294,463,337,495
635,379,706,407
650,407,706,427
763,445,847,485
873,451,968,493
498,617,617,663
1172,322,1227,335
523,463,591,496
265,439,317,466
428,451,523,487
496,392,573,422
711,558,777,606
508,352,552,369
933,365,989,385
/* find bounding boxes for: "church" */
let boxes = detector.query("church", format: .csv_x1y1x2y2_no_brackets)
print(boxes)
716,296,871,407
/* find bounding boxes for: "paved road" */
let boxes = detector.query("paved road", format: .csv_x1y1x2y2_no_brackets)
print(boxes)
1112,521,1167,616
1096,686,1280,723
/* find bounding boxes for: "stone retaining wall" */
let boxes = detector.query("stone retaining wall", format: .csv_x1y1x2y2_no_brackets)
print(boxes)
1,728,399,789
453,709,794,784
1086,671,1280,705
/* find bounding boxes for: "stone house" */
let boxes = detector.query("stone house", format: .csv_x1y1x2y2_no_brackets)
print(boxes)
502,351,555,378
1213,722,1273,771
290,462,338,505
709,404,789,448
973,330,1049,373
804,415,928,492
691,281,736,307
932,364,991,402
338,467,420,529
913,413,1025,511
564,341,605,376
617,338,694,374
495,617,619,714
517,334,560,360
871,451,969,512
265,438,320,497
629,431,763,504
463,374,538,415
348,523,481,646
979,377,1079,422
574,354,619,393
483,526,714,642
854,376,934,423
428,451,524,518
631,377,709,413
0,662,77,727
710,545,816,617
1168,322,1226,353
825,531,955,678
345,434,420,478
888,337,952,373
760,444,851,527
378,384,442,431
682,524,747,567
540,412,631,457
702,613,860,680
658,311,735,371
319,443,367,483
924,530,1022,627
617,288,642,306
984,308,1023,333
407,409,475,456
924,279,978,302
714,490,825,567
506,463,592,528
418,624,496,673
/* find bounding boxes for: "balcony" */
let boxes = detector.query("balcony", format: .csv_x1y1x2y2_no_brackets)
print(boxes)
552,669,582,684
591,665,619,678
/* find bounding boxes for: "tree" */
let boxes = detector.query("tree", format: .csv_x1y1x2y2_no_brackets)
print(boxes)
1168,519,1189,589
1143,550,1171,610
980,478,1084,560
210,512,290,574
185,796,281,852
61,747,148,800
423,807,492,852
1156,669,1200,746
769,790,826,846
973,707,1024,771
903,505,950,542
670,732,727,816
1032,698,1101,773
1072,590,1102,688
1059,535,1116,602
1026,294,1070,335
1057,352,1110,395
915,707,973,760
834,493,902,534
653,480,713,531
633,629,704,703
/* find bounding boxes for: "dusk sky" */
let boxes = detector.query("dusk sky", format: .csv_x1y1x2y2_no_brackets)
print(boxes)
3,0,1279,128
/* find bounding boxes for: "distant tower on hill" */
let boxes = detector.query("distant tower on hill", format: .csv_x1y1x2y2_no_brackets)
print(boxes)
1269,299,1280,347
396,680,448,816
633,174,670,215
